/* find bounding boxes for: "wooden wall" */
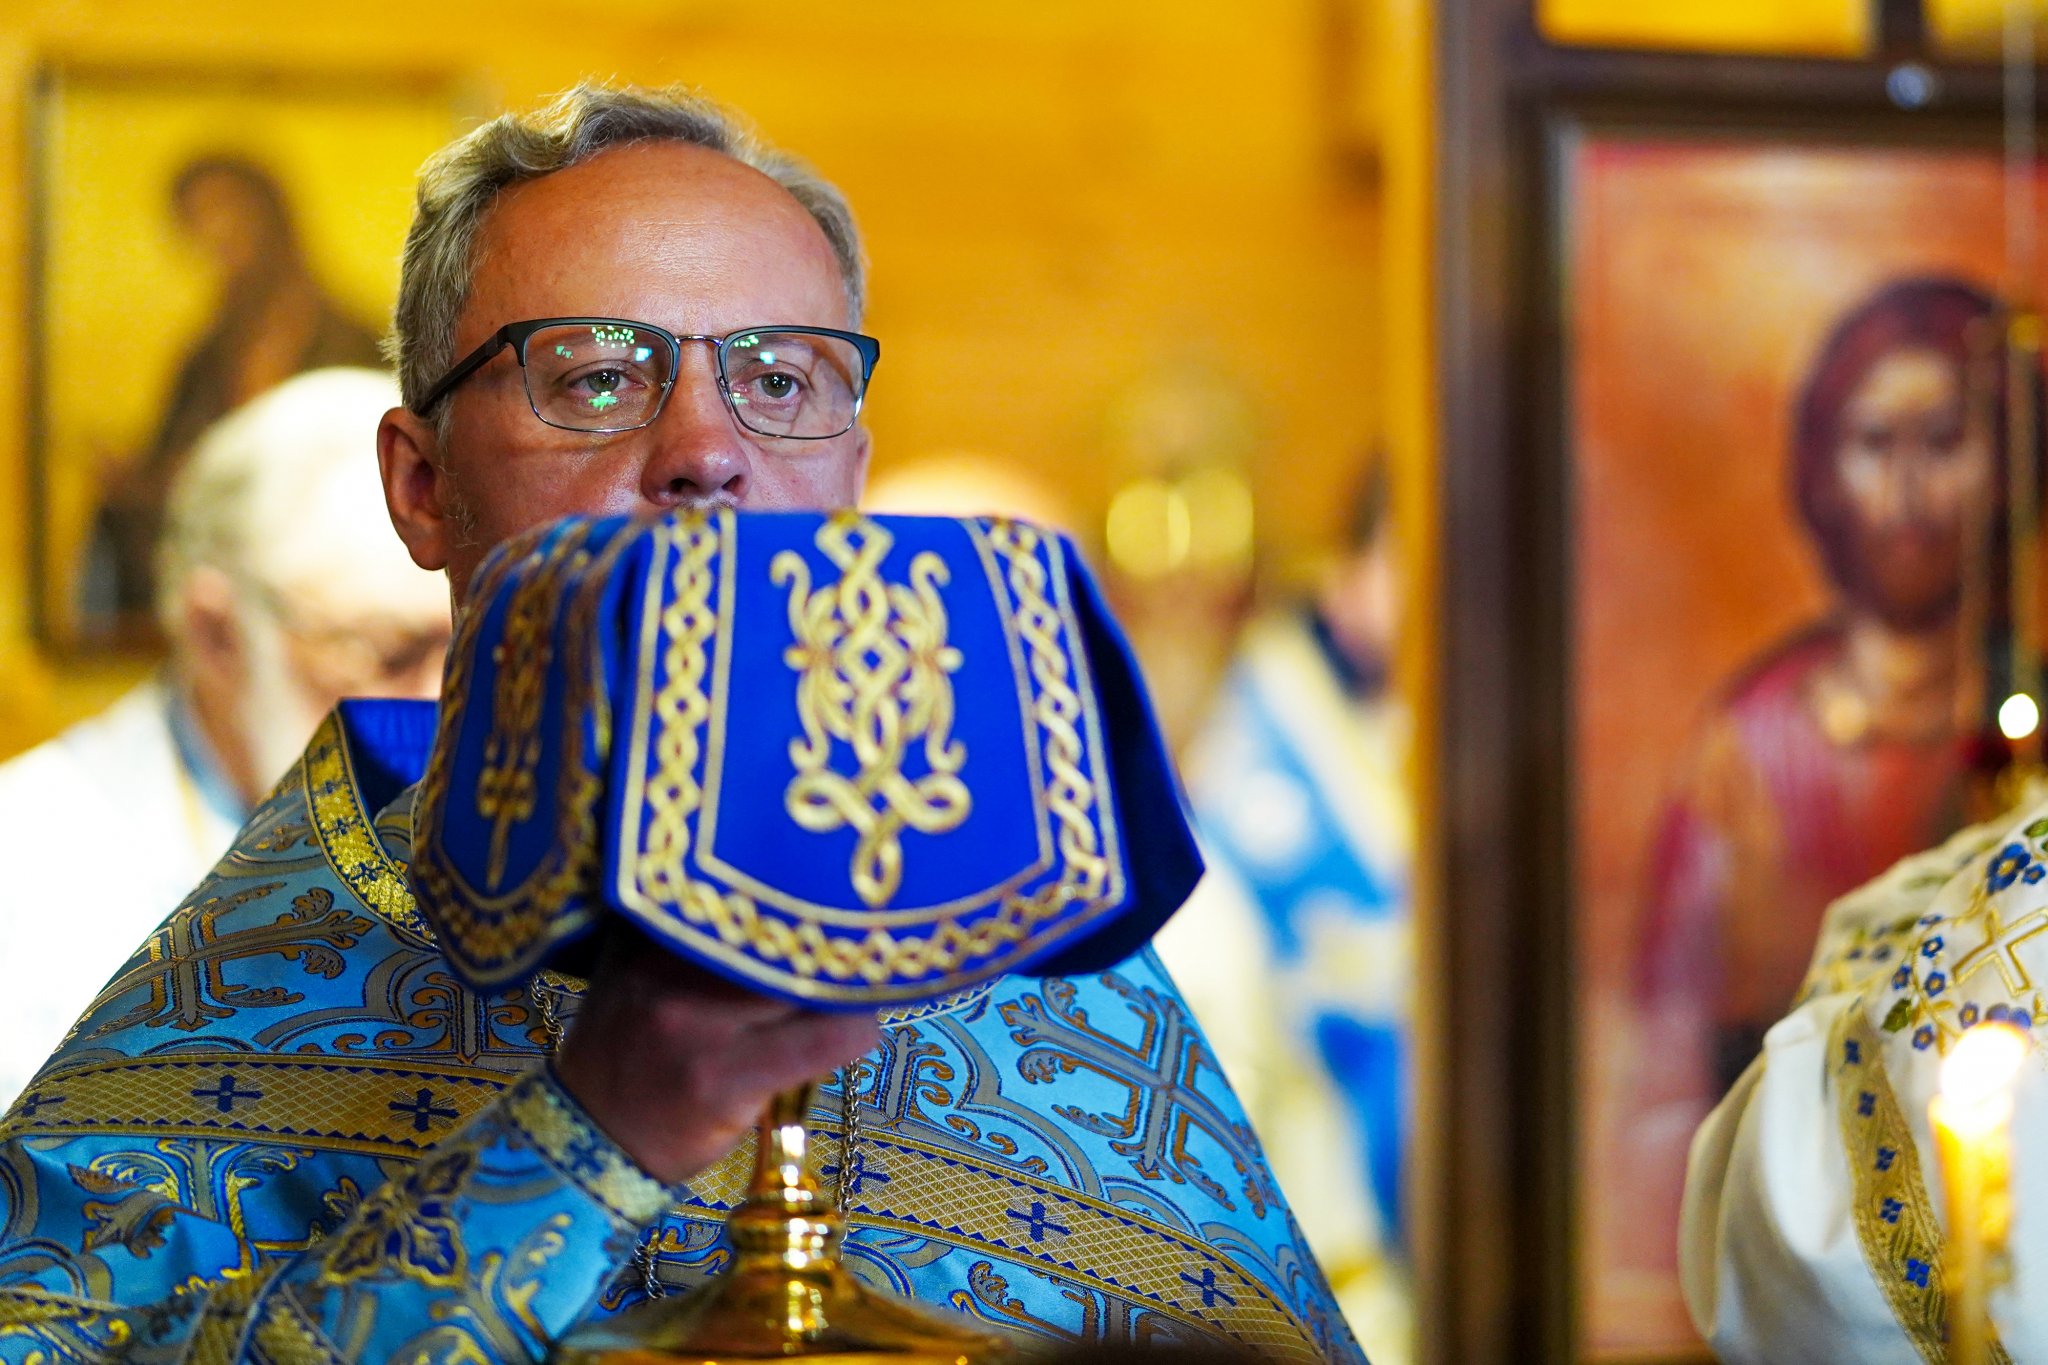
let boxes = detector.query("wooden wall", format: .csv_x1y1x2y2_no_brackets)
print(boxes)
0,0,1394,755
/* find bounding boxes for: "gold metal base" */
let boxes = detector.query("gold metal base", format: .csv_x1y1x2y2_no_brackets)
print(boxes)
555,1087,1020,1365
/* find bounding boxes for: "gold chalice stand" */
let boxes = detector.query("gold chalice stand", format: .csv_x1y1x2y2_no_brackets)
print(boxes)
556,1084,1019,1365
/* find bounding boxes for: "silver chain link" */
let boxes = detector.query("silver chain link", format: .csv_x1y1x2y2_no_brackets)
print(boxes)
528,977,567,1054
634,1234,668,1299
837,1058,869,1212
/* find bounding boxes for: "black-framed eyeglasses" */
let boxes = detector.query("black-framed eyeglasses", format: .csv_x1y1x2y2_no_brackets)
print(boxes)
411,317,881,440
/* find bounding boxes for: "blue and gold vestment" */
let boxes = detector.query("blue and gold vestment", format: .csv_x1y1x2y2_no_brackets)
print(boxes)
0,511,1363,1365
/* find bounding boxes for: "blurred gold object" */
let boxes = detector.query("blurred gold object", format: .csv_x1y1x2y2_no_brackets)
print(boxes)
555,1085,1020,1365
1929,1022,2027,1365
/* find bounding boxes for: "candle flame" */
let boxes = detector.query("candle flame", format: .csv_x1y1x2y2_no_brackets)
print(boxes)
2001,693,2042,741
1942,1022,2031,1113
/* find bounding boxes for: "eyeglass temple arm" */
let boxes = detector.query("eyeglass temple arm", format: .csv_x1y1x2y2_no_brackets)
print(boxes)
412,324,522,416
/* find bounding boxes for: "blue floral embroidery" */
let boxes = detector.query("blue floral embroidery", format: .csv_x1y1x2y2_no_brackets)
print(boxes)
1926,972,1947,997
1905,1258,1932,1287
1881,1197,1903,1224
1961,1004,1982,1028
1892,966,1912,990
1990,843,2033,893
2017,1010,2035,1030
1913,1025,1936,1051
1920,913,1945,927
2027,864,2045,885
1922,937,1946,960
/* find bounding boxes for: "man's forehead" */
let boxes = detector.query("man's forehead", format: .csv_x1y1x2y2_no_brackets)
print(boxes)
464,142,844,318
454,143,847,347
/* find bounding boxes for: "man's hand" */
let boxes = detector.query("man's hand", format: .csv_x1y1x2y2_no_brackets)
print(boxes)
554,924,881,1185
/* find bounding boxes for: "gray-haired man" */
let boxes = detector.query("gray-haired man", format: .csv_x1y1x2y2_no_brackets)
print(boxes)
0,85,1362,1365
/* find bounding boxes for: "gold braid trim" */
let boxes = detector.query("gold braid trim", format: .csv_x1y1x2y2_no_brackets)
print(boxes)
410,520,634,981
506,1068,673,1227
304,718,431,943
1833,1005,2014,1364
985,518,1112,900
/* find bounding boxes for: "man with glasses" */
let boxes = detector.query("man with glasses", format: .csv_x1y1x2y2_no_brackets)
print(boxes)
0,366,448,1107
0,84,1359,1365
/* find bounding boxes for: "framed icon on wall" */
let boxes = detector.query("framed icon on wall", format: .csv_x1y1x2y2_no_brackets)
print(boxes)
26,63,472,653
1562,122,2046,1358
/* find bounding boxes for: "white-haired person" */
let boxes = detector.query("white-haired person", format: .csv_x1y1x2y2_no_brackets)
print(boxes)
0,367,450,1104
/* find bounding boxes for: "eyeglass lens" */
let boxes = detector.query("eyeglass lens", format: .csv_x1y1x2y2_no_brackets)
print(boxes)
522,323,865,438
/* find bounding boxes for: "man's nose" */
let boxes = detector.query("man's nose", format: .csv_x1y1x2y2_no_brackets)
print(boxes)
639,353,751,509
1888,442,1940,515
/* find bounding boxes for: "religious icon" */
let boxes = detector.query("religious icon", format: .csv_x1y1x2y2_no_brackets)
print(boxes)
1566,131,2048,1357
27,66,465,652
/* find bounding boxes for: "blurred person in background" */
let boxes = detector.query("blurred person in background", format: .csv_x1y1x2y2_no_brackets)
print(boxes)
1156,457,1414,1364
0,367,450,1104
83,155,384,629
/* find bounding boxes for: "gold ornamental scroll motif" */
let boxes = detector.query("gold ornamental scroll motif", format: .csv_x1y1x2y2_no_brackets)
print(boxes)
772,512,970,908
613,512,1126,1002
475,526,590,890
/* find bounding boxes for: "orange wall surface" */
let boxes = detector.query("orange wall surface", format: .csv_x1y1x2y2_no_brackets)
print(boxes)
0,0,1385,755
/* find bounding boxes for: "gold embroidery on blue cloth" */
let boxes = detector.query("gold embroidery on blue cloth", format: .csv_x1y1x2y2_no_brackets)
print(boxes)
475,529,587,890
192,1273,277,1365
0,1285,137,1360
1833,1004,2014,1365
84,886,373,1038
615,515,1127,1002
1,1054,506,1157
501,1071,671,1226
1001,975,1278,1218
412,520,629,980
323,1146,474,1288
984,519,1115,903
250,1285,344,1365
630,511,724,918
387,1211,574,1363
656,1122,1323,1362
304,716,433,945
771,511,969,909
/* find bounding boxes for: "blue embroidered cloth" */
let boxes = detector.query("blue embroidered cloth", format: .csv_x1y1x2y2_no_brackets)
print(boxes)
411,510,1200,1005
0,515,1362,1365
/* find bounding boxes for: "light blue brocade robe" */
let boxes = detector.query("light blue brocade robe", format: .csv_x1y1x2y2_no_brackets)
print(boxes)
0,706,1360,1364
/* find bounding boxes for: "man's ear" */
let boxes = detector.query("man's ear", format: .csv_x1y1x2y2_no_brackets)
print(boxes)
378,406,453,573
178,566,243,680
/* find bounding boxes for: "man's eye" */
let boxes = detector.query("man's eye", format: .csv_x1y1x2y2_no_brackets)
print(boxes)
735,370,804,407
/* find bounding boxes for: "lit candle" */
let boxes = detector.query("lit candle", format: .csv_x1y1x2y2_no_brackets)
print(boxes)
1931,1022,2029,1365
